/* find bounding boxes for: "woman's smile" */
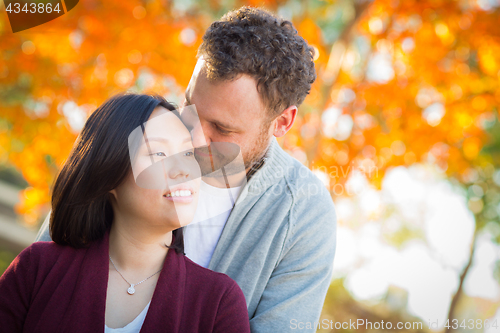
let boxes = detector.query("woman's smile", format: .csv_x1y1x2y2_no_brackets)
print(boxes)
163,185,196,203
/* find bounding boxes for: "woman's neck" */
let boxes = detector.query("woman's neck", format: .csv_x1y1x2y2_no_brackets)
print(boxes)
108,220,173,277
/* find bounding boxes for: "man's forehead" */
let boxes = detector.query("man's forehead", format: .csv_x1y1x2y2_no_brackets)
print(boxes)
186,57,205,93
188,74,261,106
184,62,269,130
193,57,205,77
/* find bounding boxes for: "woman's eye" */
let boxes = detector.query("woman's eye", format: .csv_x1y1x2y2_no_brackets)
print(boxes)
184,151,195,157
151,152,166,157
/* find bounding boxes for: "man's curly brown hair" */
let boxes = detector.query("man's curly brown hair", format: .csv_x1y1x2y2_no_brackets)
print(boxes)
198,6,317,118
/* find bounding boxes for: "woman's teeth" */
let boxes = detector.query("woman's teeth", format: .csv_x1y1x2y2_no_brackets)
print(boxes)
165,190,192,197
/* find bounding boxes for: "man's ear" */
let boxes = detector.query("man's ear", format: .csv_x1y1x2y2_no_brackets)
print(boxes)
273,105,297,137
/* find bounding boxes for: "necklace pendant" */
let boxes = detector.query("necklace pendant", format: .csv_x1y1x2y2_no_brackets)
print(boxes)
127,284,135,295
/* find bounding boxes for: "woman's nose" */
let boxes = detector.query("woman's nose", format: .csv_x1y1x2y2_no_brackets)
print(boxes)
167,155,191,180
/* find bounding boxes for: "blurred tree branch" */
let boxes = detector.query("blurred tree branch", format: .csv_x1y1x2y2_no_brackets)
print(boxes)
445,230,477,332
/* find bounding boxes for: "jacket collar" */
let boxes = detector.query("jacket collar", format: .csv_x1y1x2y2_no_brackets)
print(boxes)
208,138,292,270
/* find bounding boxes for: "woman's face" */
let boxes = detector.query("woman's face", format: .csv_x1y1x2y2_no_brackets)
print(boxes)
109,106,201,231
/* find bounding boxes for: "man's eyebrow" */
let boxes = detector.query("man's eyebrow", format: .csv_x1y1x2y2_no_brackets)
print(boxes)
212,119,237,131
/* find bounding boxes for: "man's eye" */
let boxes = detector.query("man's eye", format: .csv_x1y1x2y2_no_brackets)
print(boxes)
215,124,231,135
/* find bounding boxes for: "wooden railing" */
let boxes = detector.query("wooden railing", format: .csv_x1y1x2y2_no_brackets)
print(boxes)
0,181,37,253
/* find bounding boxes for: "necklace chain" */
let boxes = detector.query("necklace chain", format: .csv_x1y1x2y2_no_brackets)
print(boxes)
109,255,162,295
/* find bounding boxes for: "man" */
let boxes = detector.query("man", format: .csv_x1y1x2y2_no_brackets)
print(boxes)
36,6,337,332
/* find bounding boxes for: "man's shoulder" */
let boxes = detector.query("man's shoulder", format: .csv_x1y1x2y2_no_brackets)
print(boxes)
267,143,328,193
276,158,332,204
253,143,334,214
271,152,336,226
240,141,336,230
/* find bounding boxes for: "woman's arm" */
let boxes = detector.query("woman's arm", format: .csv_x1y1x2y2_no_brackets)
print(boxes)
0,245,34,332
213,281,250,333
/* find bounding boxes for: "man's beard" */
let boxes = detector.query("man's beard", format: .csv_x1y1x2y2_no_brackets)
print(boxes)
242,131,270,171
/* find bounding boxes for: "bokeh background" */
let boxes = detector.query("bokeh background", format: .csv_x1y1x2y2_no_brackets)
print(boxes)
1,0,500,331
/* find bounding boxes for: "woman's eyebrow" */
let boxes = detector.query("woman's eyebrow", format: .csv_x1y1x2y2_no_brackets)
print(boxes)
145,137,169,144
144,137,192,144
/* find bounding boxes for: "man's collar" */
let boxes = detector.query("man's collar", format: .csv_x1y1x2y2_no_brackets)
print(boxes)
246,152,268,181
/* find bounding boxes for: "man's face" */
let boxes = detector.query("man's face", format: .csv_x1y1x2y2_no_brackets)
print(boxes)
184,65,274,172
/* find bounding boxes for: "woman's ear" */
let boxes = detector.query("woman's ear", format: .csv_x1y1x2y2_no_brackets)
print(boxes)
108,189,117,201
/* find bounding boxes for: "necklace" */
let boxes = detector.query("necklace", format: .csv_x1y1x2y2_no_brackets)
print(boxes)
109,255,162,295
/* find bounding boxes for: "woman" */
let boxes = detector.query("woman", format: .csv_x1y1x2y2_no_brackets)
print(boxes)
0,93,250,332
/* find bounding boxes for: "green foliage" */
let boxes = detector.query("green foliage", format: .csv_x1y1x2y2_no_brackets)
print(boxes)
0,250,17,276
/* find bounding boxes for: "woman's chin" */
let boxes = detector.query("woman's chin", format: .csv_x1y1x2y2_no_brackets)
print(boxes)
177,212,197,227
164,208,197,228
159,193,199,227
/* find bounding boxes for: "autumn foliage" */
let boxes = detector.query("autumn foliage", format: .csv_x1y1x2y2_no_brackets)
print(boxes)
0,0,499,243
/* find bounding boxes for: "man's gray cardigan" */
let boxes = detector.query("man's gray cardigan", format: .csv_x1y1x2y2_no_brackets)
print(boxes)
35,138,337,332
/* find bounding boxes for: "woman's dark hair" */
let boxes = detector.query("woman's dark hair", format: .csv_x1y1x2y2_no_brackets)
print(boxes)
50,93,185,253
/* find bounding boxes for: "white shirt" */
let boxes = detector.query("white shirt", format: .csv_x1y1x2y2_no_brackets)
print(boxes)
183,181,242,268
105,300,151,333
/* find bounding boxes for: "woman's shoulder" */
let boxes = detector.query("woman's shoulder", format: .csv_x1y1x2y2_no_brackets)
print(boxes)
14,241,81,272
0,241,79,290
181,255,241,292
179,255,250,332
25,240,77,257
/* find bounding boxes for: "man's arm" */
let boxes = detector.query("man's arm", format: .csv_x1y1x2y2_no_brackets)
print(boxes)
249,184,337,332
34,210,52,242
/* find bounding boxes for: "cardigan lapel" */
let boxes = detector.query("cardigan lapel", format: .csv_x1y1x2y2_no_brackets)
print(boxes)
207,138,288,272
140,246,186,333
59,231,109,332
207,138,294,273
